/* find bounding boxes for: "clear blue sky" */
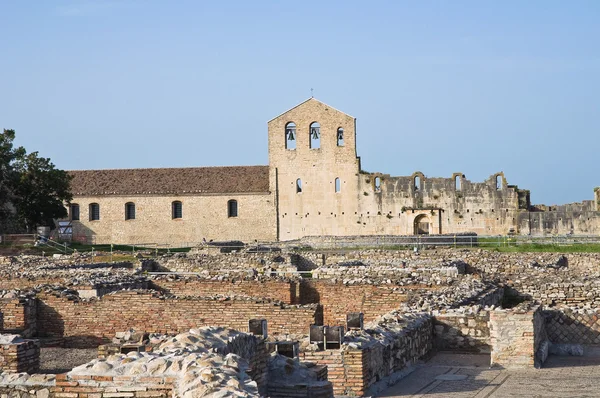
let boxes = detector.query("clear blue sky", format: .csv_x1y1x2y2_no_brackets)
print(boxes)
1,1,598,205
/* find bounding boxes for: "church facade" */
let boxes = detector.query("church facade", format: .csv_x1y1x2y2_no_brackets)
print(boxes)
65,98,600,245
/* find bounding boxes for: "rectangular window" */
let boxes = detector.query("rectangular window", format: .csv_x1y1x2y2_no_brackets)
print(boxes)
71,204,80,221
89,203,100,221
228,200,238,218
172,201,182,219
125,203,136,220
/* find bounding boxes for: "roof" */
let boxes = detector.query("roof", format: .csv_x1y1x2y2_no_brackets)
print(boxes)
68,166,270,196
267,97,355,123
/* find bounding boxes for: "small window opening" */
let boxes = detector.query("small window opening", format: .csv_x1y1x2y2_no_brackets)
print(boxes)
335,177,341,193
228,200,238,218
285,122,296,150
172,201,182,219
496,175,502,190
89,203,100,221
310,122,320,149
375,177,381,192
337,128,344,146
455,176,461,191
125,202,135,220
70,204,80,221
414,176,421,191
296,179,303,193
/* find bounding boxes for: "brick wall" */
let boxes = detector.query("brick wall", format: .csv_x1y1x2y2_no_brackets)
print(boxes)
36,291,322,347
301,315,432,396
299,281,408,325
0,297,37,338
150,278,296,304
0,339,40,374
52,374,173,397
489,303,545,368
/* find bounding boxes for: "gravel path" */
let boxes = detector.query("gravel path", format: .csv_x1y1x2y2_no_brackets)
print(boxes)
40,347,97,374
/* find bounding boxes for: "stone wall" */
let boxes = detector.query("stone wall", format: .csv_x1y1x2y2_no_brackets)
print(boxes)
36,291,322,347
489,303,546,368
150,277,297,304
301,313,432,397
68,192,277,245
0,338,40,374
433,310,490,353
53,374,173,397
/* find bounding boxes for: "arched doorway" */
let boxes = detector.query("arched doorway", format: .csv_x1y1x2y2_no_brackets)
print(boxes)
414,214,430,235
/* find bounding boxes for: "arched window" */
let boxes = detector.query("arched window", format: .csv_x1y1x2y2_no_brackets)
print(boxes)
125,202,135,220
228,200,238,218
70,204,80,221
296,178,303,193
337,128,344,146
335,177,341,193
496,175,502,190
375,177,381,192
455,175,461,191
309,122,320,149
414,176,421,191
89,203,100,221
285,122,296,150
172,201,182,219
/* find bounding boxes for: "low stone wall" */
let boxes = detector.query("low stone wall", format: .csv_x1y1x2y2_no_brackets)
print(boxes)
489,302,546,368
433,310,490,353
0,296,37,338
301,313,432,397
0,338,40,374
150,277,297,304
544,309,600,345
37,291,322,347
53,374,173,397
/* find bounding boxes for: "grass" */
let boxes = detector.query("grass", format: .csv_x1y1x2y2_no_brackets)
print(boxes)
485,243,600,253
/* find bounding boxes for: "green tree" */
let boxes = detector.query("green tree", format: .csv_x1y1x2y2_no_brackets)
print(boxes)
0,130,25,233
0,129,72,233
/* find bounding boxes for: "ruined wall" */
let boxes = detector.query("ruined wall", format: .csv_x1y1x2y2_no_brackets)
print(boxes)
518,201,600,236
150,278,297,304
301,314,432,397
53,374,173,398
0,297,37,338
298,280,409,326
489,303,546,368
433,310,491,353
36,291,322,347
355,172,524,236
68,192,277,245
0,339,40,374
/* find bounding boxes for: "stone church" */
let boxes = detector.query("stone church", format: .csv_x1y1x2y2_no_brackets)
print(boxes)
65,98,600,245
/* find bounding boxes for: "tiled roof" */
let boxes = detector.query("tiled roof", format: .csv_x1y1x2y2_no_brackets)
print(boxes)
68,166,270,196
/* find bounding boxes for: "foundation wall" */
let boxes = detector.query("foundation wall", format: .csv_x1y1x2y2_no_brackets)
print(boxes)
36,291,322,347
489,304,545,368
150,279,297,304
299,281,408,325
0,339,40,374
0,297,37,338
300,316,432,396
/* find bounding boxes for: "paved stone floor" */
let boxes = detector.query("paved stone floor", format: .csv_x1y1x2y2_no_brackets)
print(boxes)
379,353,600,397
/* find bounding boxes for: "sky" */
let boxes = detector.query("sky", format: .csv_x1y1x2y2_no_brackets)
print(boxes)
1,1,598,205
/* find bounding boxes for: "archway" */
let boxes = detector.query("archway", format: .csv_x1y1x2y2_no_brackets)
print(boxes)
414,214,430,235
